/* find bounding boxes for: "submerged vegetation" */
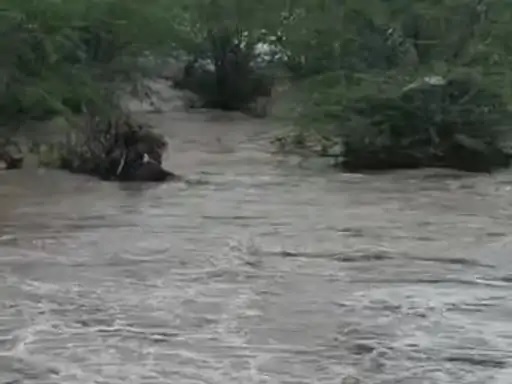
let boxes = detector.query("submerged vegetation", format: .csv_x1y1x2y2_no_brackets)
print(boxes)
1,0,512,177
35,112,175,181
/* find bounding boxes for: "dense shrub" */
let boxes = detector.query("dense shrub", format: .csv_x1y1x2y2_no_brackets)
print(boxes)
35,112,176,181
280,0,512,173
0,0,180,179
0,0,178,123
339,71,512,172
171,34,275,114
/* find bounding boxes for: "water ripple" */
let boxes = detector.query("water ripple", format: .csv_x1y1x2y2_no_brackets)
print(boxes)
1,109,512,383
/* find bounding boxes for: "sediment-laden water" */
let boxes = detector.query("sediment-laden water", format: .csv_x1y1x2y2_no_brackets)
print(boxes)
1,104,512,383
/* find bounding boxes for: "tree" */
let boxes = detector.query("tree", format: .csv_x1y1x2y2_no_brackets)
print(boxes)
0,0,180,125
277,0,512,172
168,0,287,112
0,0,181,179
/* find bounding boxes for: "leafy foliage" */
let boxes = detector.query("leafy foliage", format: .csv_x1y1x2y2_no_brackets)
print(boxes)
168,0,285,113
281,0,512,172
0,0,178,127
340,71,511,171
2,0,512,174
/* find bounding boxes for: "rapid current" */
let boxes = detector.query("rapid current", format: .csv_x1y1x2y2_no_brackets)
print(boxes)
1,94,512,383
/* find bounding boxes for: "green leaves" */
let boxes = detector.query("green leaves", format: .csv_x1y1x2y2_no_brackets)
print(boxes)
0,0,183,125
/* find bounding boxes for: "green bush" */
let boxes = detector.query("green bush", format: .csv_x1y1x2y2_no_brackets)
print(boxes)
338,71,511,172
0,0,177,126
280,68,512,173
279,1,512,173
171,30,275,113
0,0,181,179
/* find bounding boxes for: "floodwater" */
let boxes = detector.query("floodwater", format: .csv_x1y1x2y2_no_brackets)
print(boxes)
1,103,512,384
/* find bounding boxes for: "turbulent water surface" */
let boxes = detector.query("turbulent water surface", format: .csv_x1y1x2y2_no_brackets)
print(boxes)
1,104,512,384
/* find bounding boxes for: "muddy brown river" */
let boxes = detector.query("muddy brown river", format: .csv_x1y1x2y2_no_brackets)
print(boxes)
1,104,512,383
